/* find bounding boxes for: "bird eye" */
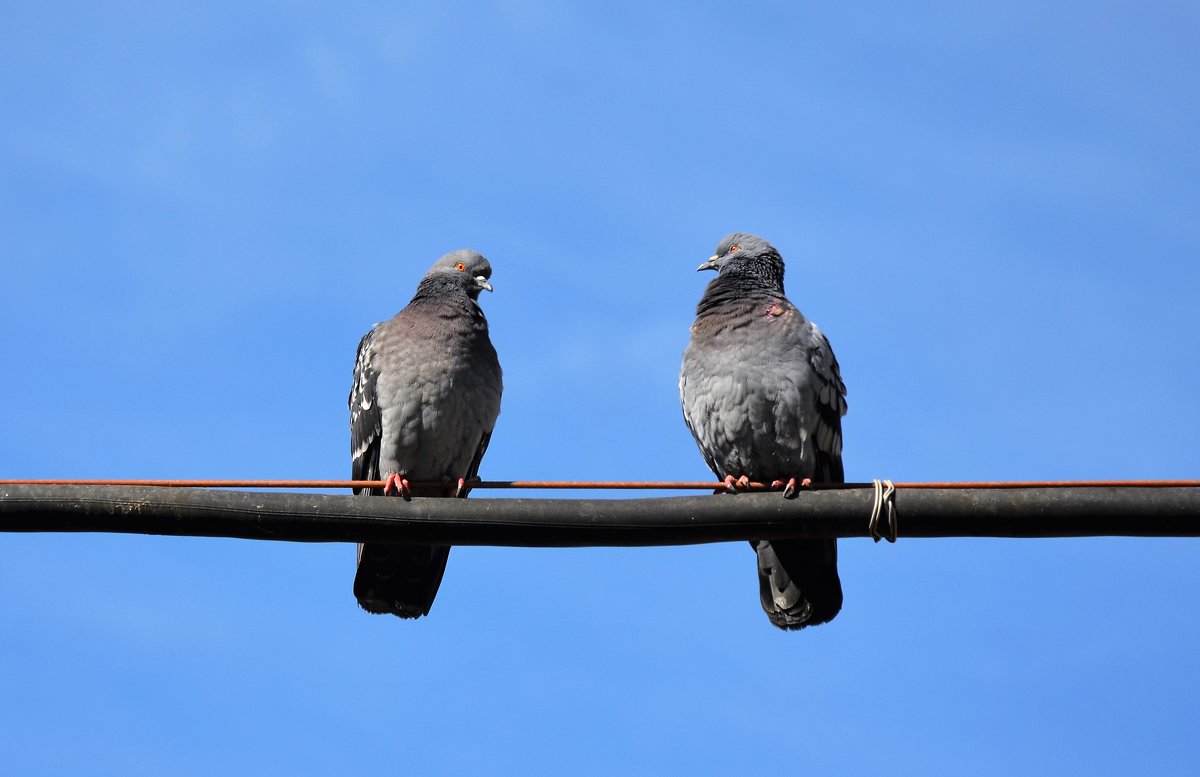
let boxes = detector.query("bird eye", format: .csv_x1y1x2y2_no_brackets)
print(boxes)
729,244,740,254
455,262,466,272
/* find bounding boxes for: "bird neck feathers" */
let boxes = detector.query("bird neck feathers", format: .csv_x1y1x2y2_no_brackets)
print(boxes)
695,268,786,320
410,275,483,306
404,277,490,337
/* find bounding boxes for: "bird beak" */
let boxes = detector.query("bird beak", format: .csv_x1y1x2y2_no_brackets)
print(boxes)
696,256,720,272
475,276,494,292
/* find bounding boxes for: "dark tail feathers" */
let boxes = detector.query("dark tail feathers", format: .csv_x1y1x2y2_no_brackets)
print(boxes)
354,542,451,618
754,538,842,630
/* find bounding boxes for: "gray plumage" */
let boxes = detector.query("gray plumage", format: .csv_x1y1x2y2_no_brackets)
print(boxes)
680,233,847,630
349,249,503,618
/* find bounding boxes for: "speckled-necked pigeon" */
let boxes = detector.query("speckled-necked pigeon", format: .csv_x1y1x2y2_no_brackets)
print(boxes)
349,249,503,618
680,233,848,630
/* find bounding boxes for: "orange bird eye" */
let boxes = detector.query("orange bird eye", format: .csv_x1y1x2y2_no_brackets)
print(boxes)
455,262,466,271
729,244,740,253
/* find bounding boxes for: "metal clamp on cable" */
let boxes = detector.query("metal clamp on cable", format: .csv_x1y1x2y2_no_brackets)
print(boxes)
868,479,898,543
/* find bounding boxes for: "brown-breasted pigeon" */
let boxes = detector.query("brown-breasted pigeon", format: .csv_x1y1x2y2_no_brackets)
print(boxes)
349,249,503,618
680,233,848,630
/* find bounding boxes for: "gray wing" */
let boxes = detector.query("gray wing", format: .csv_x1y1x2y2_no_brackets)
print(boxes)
678,383,719,479
678,342,732,479
349,327,382,492
466,431,492,482
806,325,847,482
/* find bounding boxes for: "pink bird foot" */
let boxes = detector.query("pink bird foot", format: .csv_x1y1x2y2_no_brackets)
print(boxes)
770,477,812,499
721,474,752,494
442,475,470,498
382,473,412,500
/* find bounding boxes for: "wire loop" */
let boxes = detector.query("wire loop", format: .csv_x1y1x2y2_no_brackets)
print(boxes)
869,479,898,543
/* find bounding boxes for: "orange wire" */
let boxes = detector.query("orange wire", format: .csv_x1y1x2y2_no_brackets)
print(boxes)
1,478,1197,490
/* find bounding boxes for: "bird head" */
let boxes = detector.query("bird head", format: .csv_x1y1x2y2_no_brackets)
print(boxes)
697,233,785,284
428,249,495,298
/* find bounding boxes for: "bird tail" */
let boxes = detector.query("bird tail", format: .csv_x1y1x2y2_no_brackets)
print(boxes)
354,541,451,618
353,482,455,619
754,538,842,630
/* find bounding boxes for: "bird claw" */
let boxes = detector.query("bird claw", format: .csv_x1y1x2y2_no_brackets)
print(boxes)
439,475,471,498
771,477,811,499
382,474,412,500
722,475,752,494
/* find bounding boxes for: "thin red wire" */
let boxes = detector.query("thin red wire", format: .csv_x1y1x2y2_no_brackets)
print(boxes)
1,478,1197,490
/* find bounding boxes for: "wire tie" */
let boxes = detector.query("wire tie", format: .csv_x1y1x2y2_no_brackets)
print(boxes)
868,479,898,543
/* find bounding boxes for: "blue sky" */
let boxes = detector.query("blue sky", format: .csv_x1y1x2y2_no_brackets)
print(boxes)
2,1,1198,774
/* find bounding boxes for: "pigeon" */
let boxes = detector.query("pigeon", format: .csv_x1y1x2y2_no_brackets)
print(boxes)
680,233,848,630
349,249,503,618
